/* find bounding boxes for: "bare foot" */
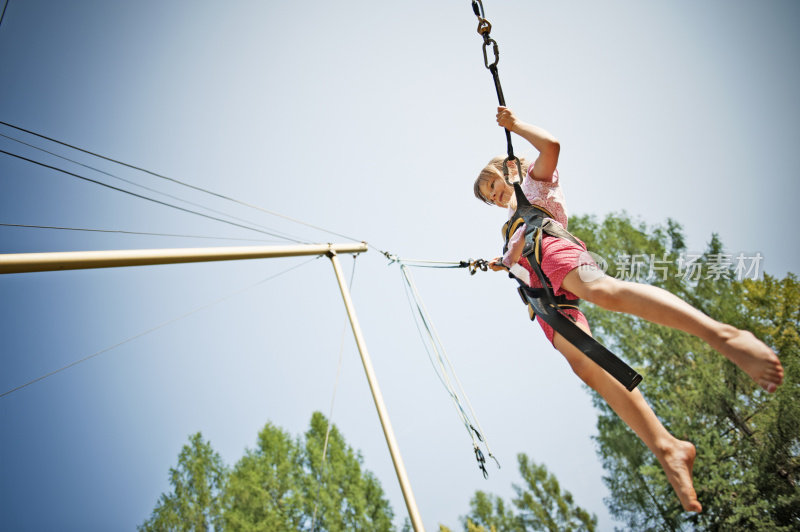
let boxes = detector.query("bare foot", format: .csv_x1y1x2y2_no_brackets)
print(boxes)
658,440,702,513
715,328,784,393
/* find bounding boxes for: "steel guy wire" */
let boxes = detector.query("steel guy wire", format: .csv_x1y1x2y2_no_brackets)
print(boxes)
0,148,305,243
0,132,310,244
0,121,362,244
0,223,285,243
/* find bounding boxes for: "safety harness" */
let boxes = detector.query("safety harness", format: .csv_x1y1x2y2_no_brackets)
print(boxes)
469,0,641,391
503,182,643,392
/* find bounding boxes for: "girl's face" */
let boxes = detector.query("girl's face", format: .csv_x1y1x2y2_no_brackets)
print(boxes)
480,175,513,207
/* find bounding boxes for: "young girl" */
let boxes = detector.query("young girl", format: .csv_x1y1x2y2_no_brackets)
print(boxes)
475,106,784,513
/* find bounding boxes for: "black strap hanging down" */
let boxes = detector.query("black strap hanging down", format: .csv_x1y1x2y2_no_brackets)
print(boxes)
505,183,643,392
518,285,642,391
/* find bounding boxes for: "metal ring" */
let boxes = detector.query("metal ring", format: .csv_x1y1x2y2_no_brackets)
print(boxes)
476,17,491,35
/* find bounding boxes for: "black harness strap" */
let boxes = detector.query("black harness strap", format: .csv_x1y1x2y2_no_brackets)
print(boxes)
470,0,520,185
506,184,643,392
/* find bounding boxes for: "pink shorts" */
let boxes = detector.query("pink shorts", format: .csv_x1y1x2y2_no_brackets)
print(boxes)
518,235,592,345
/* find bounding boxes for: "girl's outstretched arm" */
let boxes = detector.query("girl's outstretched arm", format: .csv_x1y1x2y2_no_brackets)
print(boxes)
497,106,560,182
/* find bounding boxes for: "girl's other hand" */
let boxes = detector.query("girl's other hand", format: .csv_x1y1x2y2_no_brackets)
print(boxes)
496,106,517,131
489,257,507,272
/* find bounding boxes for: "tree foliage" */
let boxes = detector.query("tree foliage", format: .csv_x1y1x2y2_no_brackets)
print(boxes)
139,433,227,532
441,453,596,531
300,411,394,531
567,212,799,531
223,421,306,530
140,412,394,531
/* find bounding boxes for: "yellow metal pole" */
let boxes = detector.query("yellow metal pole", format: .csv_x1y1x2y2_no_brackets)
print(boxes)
0,243,368,274
327,250,425,532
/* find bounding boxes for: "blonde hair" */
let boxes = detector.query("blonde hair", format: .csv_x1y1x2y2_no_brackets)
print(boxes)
473,155,530,205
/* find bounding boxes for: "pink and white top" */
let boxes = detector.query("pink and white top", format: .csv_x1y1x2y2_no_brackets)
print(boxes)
502,167,568,271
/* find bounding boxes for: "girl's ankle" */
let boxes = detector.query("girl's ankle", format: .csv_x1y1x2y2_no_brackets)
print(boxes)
652,436,681,459
709,323,739,350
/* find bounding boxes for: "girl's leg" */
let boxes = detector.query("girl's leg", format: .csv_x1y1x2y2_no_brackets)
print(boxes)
560,270,784,392
553,327,702,512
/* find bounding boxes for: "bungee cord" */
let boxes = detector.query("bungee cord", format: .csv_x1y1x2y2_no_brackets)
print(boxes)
0,255,322,399
469,0,521,186
398,261,499,478
382,250,490,275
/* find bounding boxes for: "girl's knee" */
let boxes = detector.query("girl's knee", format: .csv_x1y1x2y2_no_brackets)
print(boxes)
572,357,610,390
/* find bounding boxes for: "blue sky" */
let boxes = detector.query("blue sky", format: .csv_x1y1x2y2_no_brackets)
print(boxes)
1,1,798,530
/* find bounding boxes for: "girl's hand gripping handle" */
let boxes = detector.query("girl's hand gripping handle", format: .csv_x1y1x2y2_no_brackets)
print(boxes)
488,257,508,272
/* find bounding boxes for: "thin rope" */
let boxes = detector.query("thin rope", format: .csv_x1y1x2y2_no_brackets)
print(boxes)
0,132,309,243
0,121,361,244
0,149,305,243
401,266,477,438
0,223,285,243
382,251,490,274
399,266,476,441
0,0,8,30
311,254,358,531
399,262,500,474
396,258,465,268
396,258,462,265
0,256,321,399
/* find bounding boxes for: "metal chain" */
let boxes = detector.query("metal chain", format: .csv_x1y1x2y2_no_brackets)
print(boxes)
470,0,522,186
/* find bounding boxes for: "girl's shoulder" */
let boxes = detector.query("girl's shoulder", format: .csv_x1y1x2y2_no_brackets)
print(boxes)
525,167,559,186
521,168,569,227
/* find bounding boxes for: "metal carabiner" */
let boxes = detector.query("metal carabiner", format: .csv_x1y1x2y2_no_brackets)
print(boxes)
482,37,499,70
471,0,485,19
468,259,489,275
474,446,489,479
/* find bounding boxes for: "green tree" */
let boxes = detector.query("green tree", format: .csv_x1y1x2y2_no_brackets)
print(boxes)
141,413,395,531
223,421,306,530
222,412,394,531
568,212,800,531
454,453,596,532
301,411,394,531
139,432,227,532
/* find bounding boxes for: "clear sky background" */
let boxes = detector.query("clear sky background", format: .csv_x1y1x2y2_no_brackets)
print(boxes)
1,1,798,530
